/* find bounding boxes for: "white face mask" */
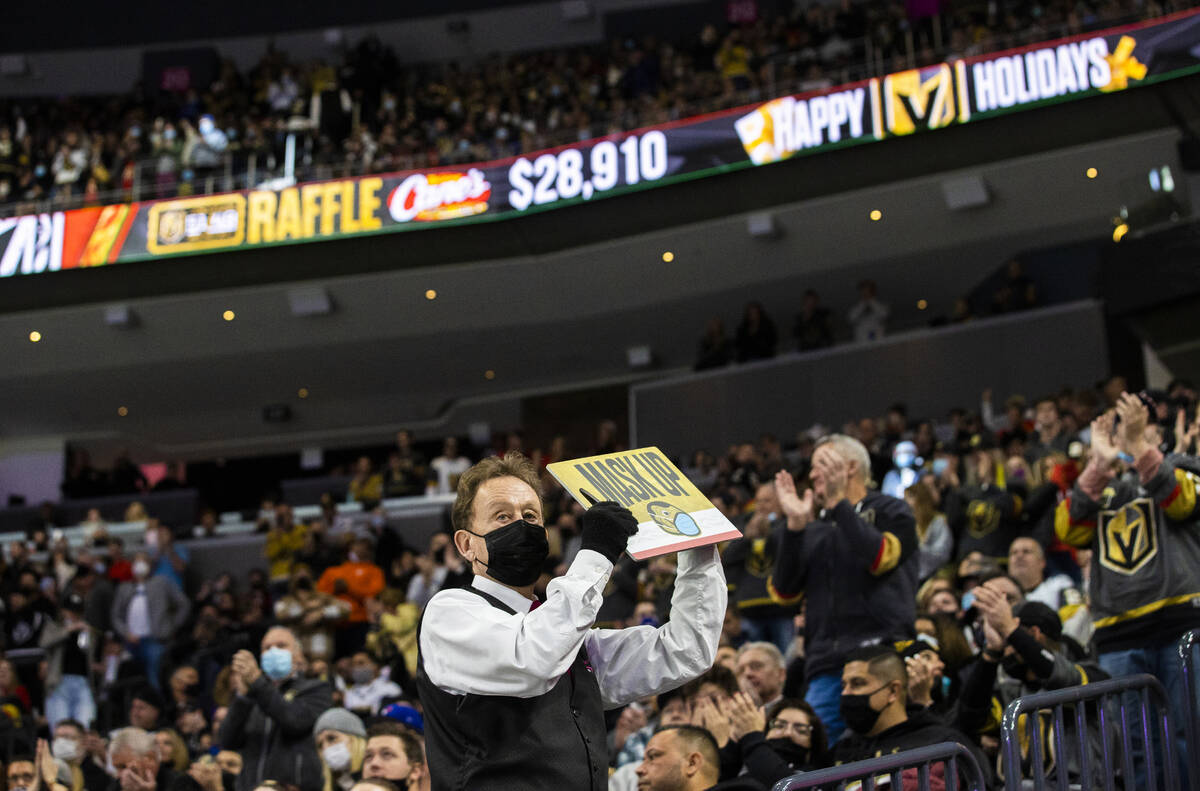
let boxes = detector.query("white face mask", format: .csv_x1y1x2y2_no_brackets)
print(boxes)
133,560,151,579
322,742,352,772
52,736,80,762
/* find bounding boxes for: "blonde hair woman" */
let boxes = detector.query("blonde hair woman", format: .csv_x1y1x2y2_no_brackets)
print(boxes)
313,708,367,791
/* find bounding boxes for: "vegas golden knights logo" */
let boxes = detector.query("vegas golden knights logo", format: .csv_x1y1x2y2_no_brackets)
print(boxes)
967,500,1001,538
883,64,956,136
157,210,186,245
1099,499,1158,575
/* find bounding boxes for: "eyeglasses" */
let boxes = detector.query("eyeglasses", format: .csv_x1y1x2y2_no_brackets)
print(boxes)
768,719,813,736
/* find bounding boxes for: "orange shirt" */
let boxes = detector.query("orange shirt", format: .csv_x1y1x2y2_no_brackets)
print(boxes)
316,561,385,623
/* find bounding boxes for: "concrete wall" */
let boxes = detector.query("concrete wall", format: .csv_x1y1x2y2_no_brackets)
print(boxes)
630,300,1109,457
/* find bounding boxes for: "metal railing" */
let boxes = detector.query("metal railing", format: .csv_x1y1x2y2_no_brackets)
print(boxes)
771,741,988,791
1179,630,1200,789
1000,673,1179,791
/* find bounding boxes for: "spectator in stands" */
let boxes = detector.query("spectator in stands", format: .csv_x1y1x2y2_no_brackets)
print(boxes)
341,651,400,716
847,280,889,342
274,567,350,665
316,538,385,657
721,694,830,788
793,289,833,351
991,259,1038,314
428,437,471,495
957,594,1105,785
904,482,952,582
109,726,192,791
1006,537,1078,611
734,643,787,710
734,302,777,363
219,626,332,791
347,457,383,506
111,451,149,495
156,728,190,772
834,646,988,784
41,592,98,728
128,685,165,730
404,536,449,611
944,443,1024,563
384,431,427,498
695,317,733,371
111,551,191,690
153,462,187,492
265,506,307,595
1057,398,1200,778
107,538,133,582
314,708,367,791
365,589,419,681
51,718,109,790
1025,396,1072,462
721,482,794,654
770,435,917,740
164,665,202,724
146,521,190,591
635,724,755,790
360,722,425,787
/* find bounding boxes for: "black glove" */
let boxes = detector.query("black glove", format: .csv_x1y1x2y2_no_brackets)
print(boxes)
580,501,639,564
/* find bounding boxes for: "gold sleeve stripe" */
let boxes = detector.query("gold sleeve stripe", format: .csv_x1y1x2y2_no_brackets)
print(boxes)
766,576,804,606
1093,591,1200,628
870,532,903,575
1054,500,1095,547
1161,468,1198,520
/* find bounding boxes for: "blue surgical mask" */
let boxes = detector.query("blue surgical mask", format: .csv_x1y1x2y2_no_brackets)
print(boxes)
932,458,949,476
961,591,976,611
261,647,292,680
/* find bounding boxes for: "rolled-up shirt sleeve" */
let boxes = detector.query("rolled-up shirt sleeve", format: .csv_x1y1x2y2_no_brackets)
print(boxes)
586,546,727,709
419,549,614,698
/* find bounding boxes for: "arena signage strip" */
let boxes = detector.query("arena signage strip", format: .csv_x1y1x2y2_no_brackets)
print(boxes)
3,9,1199,277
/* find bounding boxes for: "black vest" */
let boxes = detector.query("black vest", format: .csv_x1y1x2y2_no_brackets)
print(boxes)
416,586,608,791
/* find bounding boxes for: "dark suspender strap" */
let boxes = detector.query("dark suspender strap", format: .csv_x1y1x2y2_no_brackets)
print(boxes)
465,585,519,615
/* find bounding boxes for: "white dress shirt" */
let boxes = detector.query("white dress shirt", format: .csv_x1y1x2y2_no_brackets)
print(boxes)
420,546,726,709
127,584,152,638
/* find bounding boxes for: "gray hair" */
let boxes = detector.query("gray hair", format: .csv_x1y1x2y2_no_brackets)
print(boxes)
736,641,786,670
109,727,156,759
815,434,871,483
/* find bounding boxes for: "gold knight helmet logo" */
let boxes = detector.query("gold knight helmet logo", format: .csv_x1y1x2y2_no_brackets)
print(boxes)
1099,499,1158,574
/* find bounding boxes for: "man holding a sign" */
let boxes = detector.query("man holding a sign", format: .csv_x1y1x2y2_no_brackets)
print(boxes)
416,452,726,791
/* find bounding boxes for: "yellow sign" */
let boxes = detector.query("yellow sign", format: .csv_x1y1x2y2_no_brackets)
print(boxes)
146,194,245,255
883,64,957,136
547,447,741,560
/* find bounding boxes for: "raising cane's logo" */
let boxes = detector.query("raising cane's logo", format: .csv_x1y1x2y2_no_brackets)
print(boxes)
387,168,491,223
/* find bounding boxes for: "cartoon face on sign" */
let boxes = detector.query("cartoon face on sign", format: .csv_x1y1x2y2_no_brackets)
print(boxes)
646,501,701,537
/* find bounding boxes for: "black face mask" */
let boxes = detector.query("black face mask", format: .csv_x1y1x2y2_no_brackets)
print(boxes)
840,684,889,735
1001,653,1029,680
185,682,203,697
294,577,312,591
465,520,549,587
766,737,812,768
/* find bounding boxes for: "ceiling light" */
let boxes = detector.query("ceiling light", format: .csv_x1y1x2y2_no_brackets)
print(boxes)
1086,167,1098,179
869,209,882,221
117,406,128,417
484,370,496,380
28,330,41,343
223,310,236,321
298,388,309,399
661,251,674,263
917,299,928,310
425,289,438,300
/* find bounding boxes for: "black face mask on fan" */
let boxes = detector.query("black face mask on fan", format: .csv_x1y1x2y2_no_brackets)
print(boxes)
464,520,549,587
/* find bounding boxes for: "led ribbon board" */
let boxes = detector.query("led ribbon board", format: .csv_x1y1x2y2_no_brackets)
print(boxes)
3,9,1198,277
